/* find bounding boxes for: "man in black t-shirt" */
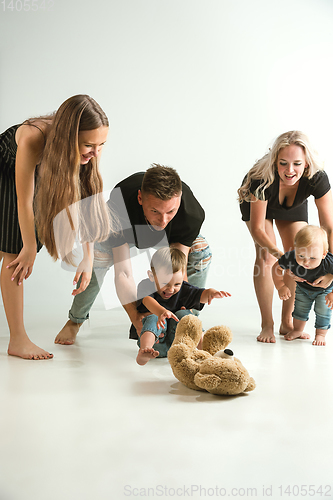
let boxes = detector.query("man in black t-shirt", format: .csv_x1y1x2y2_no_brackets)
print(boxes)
55,164,212,344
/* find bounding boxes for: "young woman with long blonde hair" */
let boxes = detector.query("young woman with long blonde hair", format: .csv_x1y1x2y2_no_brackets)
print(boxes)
238,131,333,343
0,94,114,359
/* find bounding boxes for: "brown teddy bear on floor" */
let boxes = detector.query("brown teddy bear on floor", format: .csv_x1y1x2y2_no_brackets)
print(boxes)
167,314,256,396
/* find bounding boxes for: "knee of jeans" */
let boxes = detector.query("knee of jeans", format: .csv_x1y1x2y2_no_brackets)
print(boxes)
175,309,193,321
93,250,113,269
189,236,212,271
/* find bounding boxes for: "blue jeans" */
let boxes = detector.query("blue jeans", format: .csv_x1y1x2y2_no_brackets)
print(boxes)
292,284,333,330
68,234,212,324
138,309,194,358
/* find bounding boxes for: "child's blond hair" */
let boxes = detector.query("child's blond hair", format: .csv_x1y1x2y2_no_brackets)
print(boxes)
294,225,329,253
150,247,187,276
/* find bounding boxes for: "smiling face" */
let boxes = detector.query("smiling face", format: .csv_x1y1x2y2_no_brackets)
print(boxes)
149,267,185,300
138,191,181,231
78,126,109,165
277,144,308,186
295,243,326,270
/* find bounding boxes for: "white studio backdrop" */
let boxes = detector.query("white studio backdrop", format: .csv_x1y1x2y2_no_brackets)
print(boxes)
1,0,333,313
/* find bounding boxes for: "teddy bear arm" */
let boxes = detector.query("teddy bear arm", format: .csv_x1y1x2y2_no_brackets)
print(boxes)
245,378,256,392
194,372,221,390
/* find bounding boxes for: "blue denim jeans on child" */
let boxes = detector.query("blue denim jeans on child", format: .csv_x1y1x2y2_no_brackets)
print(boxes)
292,283,333,330
68,235,212,325
138,309,194,358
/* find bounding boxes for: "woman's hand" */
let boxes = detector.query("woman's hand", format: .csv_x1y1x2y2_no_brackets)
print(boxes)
325,292,333,310
311,274,333,289
72,257,93,296
286,270,306,283
6,246,37,285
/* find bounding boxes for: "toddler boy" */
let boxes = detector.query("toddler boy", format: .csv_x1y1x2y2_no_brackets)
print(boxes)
133,247,231,365
272,225,333,345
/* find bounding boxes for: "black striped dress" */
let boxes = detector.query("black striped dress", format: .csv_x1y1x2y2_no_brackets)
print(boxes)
0,124,42,254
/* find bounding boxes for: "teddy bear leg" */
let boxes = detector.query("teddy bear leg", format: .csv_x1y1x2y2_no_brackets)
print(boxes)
173,310,204,350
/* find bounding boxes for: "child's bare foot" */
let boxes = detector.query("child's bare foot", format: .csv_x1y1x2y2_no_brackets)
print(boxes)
284,330,310,341
312,334,326,346
136,347,159,366
257,326,276,343
54,320,82,345
8,337,53,360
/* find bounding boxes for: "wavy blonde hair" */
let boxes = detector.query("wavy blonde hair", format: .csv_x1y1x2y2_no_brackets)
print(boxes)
34,94,117,261
238,131,324,204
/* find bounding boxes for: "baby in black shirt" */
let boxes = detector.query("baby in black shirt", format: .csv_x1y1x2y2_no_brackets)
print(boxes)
272,225,333,345
135,247,231,365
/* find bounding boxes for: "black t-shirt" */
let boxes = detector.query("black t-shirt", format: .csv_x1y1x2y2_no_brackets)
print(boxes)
105,172,205,249
240,170,331,222
250,171,330,209
129,279,205,339
278,250,333,291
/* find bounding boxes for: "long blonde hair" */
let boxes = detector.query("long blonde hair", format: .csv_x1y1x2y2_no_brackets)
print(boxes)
238,130,324,203
34,94,117,260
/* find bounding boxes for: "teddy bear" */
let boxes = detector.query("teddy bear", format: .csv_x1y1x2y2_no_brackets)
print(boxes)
167,314,256,396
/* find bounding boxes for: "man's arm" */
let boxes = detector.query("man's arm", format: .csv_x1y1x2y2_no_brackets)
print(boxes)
112,243,145,335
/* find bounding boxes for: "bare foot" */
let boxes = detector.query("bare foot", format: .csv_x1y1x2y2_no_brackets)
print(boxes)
136,347,159,365
284,330,310,341
54,320,82,345
279,322,293,335
312,334,326,346
257,326,276,343
8,336,53,360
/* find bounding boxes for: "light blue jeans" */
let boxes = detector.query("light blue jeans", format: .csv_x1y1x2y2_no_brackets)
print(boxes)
68,234,212,324
292,284,333,330
138,309,194,358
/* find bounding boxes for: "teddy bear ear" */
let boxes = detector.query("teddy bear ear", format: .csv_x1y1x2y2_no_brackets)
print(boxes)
202,325,233,355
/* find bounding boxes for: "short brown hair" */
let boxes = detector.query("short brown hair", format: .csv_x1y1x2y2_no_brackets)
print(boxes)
294,225,329,253
141,164,182,200
150,247,187,275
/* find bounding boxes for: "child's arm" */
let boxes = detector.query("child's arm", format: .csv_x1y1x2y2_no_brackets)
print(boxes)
200,288,231,305
272,261,291,300
142,296,179,329
325,292,333,310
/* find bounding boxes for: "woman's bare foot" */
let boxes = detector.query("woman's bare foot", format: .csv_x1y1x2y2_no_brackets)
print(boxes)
279,321,293,335
257,326,276,343
284,330,310,341
312,334,326,346
136,347,159,365
8,336,53,360
54,320,82,345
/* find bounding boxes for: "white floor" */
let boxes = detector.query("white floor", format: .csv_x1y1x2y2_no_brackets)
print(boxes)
1,274,333,500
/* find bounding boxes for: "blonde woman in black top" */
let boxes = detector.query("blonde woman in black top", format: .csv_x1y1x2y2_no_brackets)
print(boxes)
238,131,333,343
